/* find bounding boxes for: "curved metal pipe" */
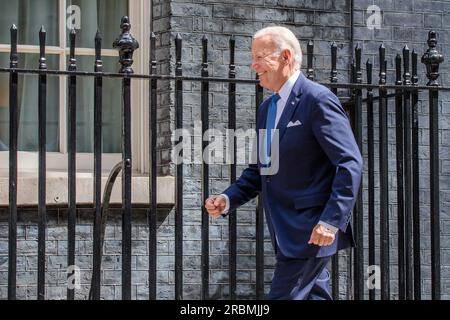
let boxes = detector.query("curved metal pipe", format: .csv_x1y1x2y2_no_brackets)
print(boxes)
89,161,124,300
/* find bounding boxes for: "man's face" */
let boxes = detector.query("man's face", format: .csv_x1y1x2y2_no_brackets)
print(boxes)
251,35,286,92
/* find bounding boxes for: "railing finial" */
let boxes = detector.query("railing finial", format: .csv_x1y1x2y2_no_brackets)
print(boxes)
113,16,139,74
95,30,103,73
10,24,18,68
403,45,411,86
39,26,47,70
150,32,157,76
412,50,419,86
175,33,182,77
379,43,386,85
68,29,76,72
355,43,362,84
421,31,444,86
306,39,314,80
330,42,337,84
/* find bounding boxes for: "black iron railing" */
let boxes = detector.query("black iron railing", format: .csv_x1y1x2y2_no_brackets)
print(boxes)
0,16,447,300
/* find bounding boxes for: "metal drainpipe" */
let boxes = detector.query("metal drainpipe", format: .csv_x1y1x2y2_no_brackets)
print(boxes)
347,0,355,300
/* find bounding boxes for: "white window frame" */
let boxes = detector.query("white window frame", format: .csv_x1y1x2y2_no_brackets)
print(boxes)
0,0,151,174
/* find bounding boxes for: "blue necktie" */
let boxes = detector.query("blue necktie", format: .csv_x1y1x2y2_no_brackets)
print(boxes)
265,93,281,164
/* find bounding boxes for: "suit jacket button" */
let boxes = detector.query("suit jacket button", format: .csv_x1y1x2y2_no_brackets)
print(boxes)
266,177,271,182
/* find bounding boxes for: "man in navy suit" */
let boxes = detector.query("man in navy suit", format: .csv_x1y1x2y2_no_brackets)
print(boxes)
205,26,363,300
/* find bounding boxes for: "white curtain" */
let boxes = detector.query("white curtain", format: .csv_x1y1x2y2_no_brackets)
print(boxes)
0,0,128,153
0,0,59,152
67,0,128,153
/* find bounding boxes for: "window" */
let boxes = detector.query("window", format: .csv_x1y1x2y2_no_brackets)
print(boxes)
0,0,150,172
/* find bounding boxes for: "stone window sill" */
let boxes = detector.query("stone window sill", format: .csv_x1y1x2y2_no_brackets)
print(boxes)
0,170,174,207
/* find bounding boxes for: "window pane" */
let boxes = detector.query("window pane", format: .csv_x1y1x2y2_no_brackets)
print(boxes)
0,0,58,46
0,53,59,152
68,55,122,153
66,0,128,49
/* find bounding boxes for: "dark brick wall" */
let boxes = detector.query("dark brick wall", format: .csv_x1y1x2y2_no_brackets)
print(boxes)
0,206,171,300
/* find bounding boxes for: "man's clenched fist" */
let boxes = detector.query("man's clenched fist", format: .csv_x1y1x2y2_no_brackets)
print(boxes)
308,224,336,247
205,195,227,219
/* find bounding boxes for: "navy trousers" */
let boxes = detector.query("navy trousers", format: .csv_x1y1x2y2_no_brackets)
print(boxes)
266,251,332,300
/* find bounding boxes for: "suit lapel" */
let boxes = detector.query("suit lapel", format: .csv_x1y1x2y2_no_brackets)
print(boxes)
276,72,305,142
256,98,270,167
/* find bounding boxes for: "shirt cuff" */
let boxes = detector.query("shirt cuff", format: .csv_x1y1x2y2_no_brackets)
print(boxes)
220,194,230,216
318,221,339,234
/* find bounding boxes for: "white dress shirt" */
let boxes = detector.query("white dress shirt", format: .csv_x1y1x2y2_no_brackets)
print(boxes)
274,70,300,128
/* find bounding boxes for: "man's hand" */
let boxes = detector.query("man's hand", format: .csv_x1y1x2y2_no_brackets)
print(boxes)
205,195,227,219
308,224,336,247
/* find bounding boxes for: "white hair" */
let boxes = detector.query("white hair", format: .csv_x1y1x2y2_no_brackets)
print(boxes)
253,26,302,69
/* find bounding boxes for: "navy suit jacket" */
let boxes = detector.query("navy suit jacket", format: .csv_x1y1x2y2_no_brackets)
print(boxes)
223,72,363,258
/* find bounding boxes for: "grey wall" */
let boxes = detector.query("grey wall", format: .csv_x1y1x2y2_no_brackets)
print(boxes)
161,0,450,300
